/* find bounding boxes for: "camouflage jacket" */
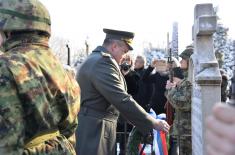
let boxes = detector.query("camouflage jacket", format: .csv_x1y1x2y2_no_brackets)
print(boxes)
0,34,80,155
165,79,192,137
221,74,228,102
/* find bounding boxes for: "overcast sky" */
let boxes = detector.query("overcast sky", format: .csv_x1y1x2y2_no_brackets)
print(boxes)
40,0,235,53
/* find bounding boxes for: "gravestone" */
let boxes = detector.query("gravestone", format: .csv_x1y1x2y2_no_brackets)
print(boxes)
189,3,222,155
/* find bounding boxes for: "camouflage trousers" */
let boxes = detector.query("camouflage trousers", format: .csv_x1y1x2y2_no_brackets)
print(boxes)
23,135,76,155
179,136,192,155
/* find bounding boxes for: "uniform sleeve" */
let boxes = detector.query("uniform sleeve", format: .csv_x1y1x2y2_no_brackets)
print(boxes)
91,58,155,135
166,80,192,110
57,69,80,146
0,63,24,155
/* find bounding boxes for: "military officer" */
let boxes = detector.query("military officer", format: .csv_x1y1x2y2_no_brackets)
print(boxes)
0,0,80,154
76,28,170,155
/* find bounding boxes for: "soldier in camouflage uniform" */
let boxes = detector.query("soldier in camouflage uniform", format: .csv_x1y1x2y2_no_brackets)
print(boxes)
165,45,193,155
0,0,80,154
0,30,4,54
215,50,224,68
220,69,229,102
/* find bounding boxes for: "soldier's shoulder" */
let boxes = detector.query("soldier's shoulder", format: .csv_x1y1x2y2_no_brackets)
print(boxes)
96,51,116,64
0,54,10,67
0,56,14,84
92,46,112,59
91,51,112,60
100,51,112,58
181,79,192,86
89,50,118,68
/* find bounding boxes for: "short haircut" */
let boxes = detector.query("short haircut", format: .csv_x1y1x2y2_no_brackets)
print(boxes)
135,55,146,65
103,38,113,46
102,38,125,47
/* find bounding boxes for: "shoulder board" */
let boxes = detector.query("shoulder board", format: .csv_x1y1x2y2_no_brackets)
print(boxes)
100,51,111,57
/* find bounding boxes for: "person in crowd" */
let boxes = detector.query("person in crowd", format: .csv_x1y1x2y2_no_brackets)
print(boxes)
228,75,234,99
165,67,191,155
126,55,154,155
127,57,178,155
118,54,140,155
165,45,193,155
76,28,169,155
120,54,140,96
143,57,180,114
133,55,153,111
220,69,229,102
0,30,4,54
0,0,81,154
179,45,193,76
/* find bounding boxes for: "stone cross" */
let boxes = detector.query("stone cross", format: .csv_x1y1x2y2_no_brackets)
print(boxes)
189,3,221,155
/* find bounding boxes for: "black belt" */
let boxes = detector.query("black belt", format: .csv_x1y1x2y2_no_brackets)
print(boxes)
79,107,119,122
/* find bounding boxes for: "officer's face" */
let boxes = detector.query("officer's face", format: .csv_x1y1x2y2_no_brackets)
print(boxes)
112,41,129,63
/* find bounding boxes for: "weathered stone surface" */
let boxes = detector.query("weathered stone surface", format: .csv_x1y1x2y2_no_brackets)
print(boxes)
190,3,221,155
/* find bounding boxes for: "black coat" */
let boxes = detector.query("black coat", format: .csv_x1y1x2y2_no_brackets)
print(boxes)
124,70,140,96
117,70,140,133
134,67,153,111
143,66,169,114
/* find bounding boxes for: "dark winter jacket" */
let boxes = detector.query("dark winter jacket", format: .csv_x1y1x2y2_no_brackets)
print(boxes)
134,67,153,111
143,66,169,114
124,70,140,96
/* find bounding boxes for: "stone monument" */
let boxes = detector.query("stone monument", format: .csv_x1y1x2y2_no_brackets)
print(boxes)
189,3,222,155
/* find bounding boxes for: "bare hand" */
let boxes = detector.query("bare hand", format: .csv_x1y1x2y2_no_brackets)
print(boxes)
206,103,235,155
151,59,158,67
153,119,170,133
165,80,176,89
